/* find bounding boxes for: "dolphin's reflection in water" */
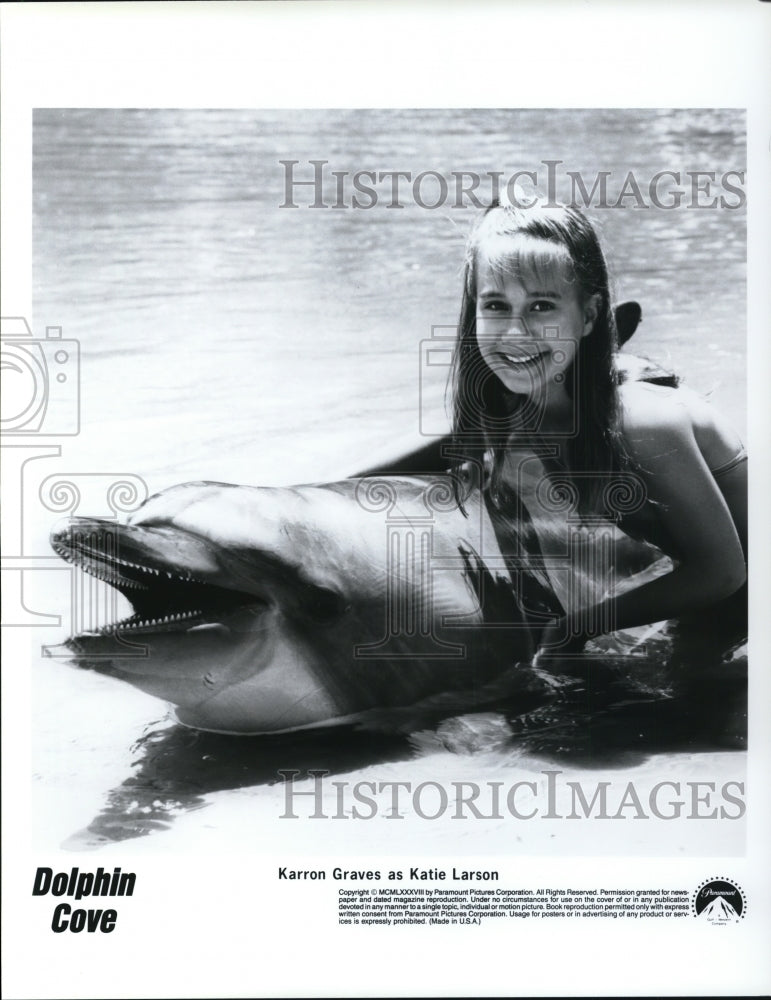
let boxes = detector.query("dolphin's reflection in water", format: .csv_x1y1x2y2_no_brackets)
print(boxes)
65,633,746,849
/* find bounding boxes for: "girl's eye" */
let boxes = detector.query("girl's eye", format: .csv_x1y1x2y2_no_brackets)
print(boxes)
480,300,508,313
531,300,556,312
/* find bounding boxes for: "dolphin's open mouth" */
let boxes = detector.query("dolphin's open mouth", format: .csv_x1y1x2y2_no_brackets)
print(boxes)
51,519,267,637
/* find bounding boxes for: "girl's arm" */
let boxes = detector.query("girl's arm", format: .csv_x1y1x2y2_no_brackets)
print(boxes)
540,386,746,652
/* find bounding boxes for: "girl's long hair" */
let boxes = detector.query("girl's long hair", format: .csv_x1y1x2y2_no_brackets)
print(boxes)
450,201,629,514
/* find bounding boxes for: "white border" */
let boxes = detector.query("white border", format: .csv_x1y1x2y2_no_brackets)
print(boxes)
2,3,770,998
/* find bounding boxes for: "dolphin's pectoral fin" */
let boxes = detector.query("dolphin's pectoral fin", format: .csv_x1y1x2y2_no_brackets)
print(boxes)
456,542,536,638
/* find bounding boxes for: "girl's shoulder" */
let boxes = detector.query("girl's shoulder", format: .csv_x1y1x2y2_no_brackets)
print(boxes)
618,379,692,431
618,381,745,473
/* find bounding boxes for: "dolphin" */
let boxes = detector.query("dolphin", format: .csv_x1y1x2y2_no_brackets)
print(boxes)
52,476,577,734
50,470,666,734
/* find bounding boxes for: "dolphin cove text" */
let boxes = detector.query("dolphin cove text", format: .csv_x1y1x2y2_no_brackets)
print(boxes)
278,867,499,882
31,867,136,934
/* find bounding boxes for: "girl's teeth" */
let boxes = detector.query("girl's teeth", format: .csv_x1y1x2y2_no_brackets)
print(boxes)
503,352,541,364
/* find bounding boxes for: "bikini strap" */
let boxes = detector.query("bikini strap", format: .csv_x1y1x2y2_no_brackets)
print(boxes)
710,448,747,478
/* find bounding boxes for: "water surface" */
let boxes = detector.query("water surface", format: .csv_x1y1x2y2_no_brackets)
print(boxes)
30,109,747,852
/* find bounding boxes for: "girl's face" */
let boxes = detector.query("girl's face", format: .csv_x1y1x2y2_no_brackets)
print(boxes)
474,233,598,401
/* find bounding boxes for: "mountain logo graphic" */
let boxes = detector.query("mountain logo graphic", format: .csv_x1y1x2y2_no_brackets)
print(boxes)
701,896,738,920
693,878,745,921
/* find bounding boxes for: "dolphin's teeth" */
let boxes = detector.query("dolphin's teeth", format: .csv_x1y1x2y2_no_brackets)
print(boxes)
53,545,75,566
115,608,205,633
81,560,148,591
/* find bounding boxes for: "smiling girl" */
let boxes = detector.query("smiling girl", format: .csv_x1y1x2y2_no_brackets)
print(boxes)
450,201,747,658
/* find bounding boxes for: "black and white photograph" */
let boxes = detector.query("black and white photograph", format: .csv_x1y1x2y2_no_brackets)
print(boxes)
25,105,751,850
2,3,770,998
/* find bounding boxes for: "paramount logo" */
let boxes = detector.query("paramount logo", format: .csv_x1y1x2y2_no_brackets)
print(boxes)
693,878,745,922
700,896,739,921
